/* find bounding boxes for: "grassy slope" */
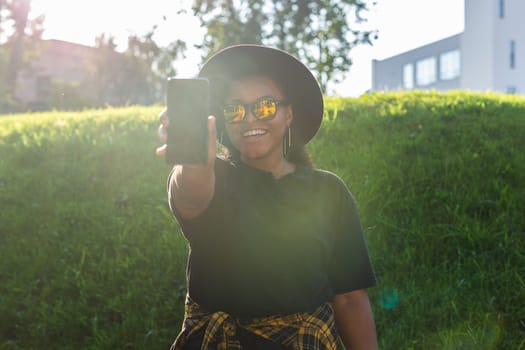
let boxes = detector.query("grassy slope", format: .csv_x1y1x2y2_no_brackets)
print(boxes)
1,92,524,349
0,107,185,349
316,92,525,349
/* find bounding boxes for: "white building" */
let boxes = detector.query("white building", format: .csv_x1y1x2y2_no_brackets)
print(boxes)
372,0,524,95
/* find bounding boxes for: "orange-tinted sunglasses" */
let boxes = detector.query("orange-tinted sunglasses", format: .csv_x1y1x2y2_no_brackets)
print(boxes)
223,96,289,123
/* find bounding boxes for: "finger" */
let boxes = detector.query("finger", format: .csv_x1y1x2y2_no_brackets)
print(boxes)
208,116,217,165
155,144,167,156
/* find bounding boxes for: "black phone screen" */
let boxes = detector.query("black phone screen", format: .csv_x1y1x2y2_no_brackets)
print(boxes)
165,78,209,165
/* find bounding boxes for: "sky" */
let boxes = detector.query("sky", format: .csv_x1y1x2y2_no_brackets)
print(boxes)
30,0,465,97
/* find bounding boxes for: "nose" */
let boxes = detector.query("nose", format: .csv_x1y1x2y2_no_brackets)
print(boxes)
244,108,258,122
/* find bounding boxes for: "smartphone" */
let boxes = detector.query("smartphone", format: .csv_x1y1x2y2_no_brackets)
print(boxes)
165,78,209,165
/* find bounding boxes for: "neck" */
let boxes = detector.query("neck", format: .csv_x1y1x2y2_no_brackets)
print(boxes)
241,154,295,179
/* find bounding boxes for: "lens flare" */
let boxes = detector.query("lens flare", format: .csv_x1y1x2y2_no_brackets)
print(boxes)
378,287,399,310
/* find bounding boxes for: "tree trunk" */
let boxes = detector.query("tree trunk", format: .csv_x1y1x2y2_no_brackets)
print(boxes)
6,0,30,98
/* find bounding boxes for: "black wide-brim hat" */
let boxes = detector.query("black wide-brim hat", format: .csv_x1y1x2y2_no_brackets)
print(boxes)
198,45,324,146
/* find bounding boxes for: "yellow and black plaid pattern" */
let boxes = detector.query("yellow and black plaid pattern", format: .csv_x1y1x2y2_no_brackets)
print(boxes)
170,296,341,350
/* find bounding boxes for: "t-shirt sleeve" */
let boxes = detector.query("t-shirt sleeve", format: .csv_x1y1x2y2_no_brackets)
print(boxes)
327,178,377,294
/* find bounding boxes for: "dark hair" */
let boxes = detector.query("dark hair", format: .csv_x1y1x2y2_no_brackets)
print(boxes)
287,145,315,167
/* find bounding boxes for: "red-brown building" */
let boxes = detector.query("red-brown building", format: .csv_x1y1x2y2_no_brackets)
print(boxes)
11,38,152,111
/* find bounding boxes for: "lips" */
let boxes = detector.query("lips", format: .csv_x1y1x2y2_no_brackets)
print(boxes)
242,128,267,137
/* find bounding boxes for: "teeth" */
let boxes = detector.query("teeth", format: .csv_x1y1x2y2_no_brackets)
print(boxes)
243,129,266,137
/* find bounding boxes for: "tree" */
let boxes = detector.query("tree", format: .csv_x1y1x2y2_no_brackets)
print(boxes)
193,0,376,92
90,33,135,106
0,0,44,112
87,27,186,107
193,0,266,55
86,32,159,107
0,0,10,42
126,26,186,102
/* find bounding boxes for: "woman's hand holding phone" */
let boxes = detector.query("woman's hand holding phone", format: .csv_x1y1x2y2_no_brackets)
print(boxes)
164,78,216,219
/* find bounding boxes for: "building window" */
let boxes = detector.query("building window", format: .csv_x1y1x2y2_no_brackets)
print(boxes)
499,0,505,18
507,86,517,94
416,57,437,86
440,50,461,80
510,40,516,69
403,63,414,89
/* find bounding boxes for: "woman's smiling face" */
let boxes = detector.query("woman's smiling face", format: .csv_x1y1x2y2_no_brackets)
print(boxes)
225,76,292,165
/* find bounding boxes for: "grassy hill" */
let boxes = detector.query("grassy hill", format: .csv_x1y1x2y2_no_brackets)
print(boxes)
1,92,524,349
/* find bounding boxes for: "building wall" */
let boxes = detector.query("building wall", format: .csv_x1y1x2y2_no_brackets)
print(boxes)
493,0,525,94
372,0,525,96
460,0,495,91
8,38,156,111
15,40,106,109
372,35,461,92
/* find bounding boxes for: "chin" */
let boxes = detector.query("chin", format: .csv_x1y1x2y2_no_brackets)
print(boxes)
241,151,266,161
239,147,270,161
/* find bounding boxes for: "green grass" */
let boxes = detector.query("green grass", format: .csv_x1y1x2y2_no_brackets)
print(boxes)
0,107,186,349
1,91,524,349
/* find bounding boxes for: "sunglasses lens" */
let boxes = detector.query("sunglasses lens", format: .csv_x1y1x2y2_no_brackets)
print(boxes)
224,98,280,123
254,99,277,120
224,104,245,123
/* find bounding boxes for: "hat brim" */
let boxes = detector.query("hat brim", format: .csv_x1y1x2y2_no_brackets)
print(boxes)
198,45,324,146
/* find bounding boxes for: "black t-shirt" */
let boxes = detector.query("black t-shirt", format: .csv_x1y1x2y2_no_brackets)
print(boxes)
169,157,376,318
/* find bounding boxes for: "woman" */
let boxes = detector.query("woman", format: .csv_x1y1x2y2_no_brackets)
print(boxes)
167,45,377,349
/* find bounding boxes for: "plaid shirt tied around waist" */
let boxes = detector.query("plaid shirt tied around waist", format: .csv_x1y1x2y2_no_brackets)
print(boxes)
170,295,342,350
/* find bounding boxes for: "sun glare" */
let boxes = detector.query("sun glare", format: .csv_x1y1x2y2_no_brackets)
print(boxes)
30,0,204,76
31,0,202,50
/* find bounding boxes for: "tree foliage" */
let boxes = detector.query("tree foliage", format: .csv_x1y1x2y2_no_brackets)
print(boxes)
90,33,149,107
69,28,187,108
193,0,376,92
0,0,192,112
126,27,187,102
0,2,187,112
0,0,44,112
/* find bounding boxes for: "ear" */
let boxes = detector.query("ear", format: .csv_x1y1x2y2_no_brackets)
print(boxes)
285,104,293,126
